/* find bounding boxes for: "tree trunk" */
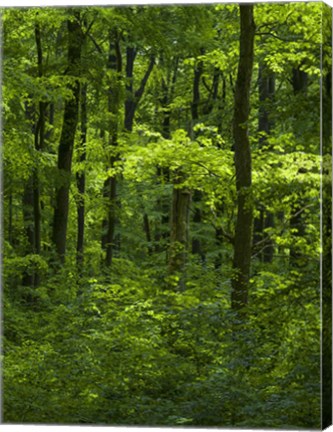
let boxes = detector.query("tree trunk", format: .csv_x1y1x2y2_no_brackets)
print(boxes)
103,42,154,265
76,83,87,268
231,5,255,313
22,177,35,287
154,57,178,253
22,22,46,286
214,201,225,271
52,12,83,262
143,213,153,255
292,67,307,94
8,193,13,246
190,59,205,260
103,175,117,267
289,66,308,267
122,44,155,259
190,58,203,133
22,100,36,287
101,32,122,267
124,46,137,133
125,46,155,133
253,64,275,263
33,22,47,280
161,77,171,139
33,21,43,258
168,171,191,288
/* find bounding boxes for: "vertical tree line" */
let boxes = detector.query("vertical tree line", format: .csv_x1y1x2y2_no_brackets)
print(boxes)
231,4,255,313
52,10,84,262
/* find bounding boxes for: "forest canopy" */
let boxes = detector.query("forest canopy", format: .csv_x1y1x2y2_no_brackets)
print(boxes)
2,2,332,428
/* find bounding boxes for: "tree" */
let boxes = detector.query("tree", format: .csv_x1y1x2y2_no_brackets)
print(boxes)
75,82,87,268
253,63,275,263
52,10,84,262
102,31,122,268
168,169,191,287
21,19,46,287
231,4,255,313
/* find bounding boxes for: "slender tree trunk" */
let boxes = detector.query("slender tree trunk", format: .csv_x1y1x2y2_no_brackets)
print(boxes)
22,22,46,286
205,69,226,263
231,5,255,313
190,59,203,134
52,12,83,262
101,32,122,268
292,67,307,94
32,101,45,259
8,193,13,246
168,171,191,288
34,21,43,259
143,213,153,255
124,47,154,133
104,175,117,267
253,64,275,263
154,57,178,253
76,83,87,268
102,31,123,267
191,190,204,260
190,58,205,260
161,76,171,139
45,103,54,141
103,43,154,265
214,201,225,271
124,46,137,133
160,57,179,140
289,66,308,267
22,178,35,287
168,58,203,279
123,44,155,259
22,100,36,287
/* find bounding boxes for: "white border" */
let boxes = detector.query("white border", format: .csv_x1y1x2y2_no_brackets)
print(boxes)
0,0,332,6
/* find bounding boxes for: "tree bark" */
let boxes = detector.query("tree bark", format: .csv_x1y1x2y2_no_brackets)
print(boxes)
101,32,122,267
124,46,137,133
8,193,13,246
190,58,203,132
76,83,87,268
143,213,153,255
190,58,205,260
122,43,155,260
22,21,46,286
52,12,83,262
253,64,275,263
33,21,46,269
289,66,308,266
168,171,191,288
231,5,255,313
103,175,117,267
124,47,155,133
154,57,178,253
22,177,35,287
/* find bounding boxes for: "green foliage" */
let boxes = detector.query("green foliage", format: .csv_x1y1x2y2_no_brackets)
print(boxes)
2,2,325,428
3,259,320,426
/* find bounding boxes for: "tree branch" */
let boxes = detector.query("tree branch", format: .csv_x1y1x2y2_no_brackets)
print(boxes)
256,31,301,42
134,55,155,102
87,32,103,54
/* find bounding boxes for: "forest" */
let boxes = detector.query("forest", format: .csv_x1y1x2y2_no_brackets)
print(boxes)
2,2,332,428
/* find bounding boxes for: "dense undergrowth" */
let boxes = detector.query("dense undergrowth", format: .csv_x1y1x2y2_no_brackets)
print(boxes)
3,257,320,427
